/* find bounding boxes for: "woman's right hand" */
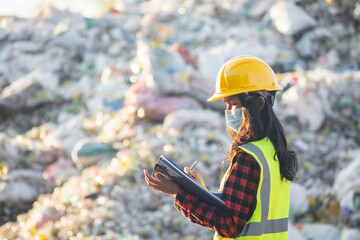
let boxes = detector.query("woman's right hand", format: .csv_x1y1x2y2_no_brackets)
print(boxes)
184,167,207,189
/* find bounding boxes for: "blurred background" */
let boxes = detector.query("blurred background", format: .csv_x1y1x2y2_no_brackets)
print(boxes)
0,0,359,239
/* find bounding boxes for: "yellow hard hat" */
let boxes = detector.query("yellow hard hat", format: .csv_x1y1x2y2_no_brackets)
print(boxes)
207,55,282,102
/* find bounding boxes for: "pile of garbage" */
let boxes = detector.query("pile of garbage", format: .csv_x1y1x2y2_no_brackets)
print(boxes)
0,0,359,239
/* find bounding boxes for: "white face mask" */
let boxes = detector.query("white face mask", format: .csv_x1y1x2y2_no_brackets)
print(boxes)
225,108,243,132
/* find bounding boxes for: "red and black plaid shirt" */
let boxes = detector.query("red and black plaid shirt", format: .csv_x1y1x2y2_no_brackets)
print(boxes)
174,149,260,238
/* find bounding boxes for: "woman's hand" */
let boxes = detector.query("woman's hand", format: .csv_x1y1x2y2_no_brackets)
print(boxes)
184,167,207,189
144,169,180,197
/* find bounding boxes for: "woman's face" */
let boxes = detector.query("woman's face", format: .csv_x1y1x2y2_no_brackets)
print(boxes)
224,95,242,111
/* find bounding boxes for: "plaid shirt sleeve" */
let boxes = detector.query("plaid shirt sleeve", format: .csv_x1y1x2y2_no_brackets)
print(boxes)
174,149,260,238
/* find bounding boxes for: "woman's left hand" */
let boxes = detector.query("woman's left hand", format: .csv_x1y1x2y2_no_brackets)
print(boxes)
144,169,180,197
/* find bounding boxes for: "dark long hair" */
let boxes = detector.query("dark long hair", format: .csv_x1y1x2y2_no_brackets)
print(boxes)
228,92,298,181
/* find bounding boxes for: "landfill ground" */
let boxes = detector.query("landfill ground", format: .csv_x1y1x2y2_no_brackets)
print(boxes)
0,0,360,239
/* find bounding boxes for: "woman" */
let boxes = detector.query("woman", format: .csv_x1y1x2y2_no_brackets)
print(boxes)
144,55,298,239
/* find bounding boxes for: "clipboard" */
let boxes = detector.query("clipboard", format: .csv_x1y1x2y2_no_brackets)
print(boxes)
153,154,226,210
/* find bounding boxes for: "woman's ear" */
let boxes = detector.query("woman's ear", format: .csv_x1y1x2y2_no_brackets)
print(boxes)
257,96,265,111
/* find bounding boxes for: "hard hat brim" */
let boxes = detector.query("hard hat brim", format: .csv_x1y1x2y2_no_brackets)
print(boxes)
207,86,283,102
207,92,234,102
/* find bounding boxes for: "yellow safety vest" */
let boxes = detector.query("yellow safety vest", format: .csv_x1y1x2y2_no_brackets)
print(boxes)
215,137,290,240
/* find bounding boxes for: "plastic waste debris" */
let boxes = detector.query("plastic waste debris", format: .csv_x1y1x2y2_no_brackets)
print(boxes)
58,75,93,101
136,40,194,95
310,194,340,224
0,180,39,203
10,41,41,53
43,157,80,187
289,182,309,219
340,228,360,240
350,40,360,67
296,28,333,59
44,113,87,155
172,43,196,68
51,29,87,53
124,81,202,121
0,69,59,111
0,133,19,170
339,190,360,227
269,0,317,36
354,2,360,20
288,222,306,240
325,0,358,8
333,154,360,200
251,0,277,18
279,75,325,131
300,223,340,240
162,109,223,137
197,41,278,82
71,138,115,168
316,49,341,69
166,109,222,129
0,1,359,239
0,27,7,41
0,169,50,204
186,72,225,111
6,19,33,41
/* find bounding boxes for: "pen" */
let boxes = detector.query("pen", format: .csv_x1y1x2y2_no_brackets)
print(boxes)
190,160,198,171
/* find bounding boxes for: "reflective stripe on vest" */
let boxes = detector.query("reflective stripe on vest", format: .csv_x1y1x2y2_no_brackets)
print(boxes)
239,218,288,236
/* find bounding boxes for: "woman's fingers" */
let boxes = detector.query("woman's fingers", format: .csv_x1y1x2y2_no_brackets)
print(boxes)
144,169,170,190
184,167,196,178
184,167,199,180
144,169,180,196
155,172,171,181
147,178,161,190
144,169,153,183
144,170,159,187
